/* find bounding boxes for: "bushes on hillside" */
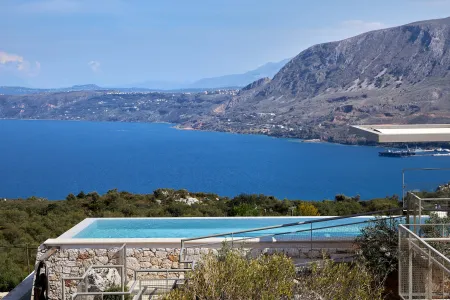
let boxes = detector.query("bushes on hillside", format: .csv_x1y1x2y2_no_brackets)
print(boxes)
424,213,450,256
295,259,384,300
102,285,131,300
165,249,385,300
165,251,295,300
297,202,320,216
355,218,399,283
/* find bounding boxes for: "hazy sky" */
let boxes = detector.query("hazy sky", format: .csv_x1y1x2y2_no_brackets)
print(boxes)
1,0,450,87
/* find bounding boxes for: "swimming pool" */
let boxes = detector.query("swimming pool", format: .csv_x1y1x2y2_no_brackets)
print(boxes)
66,217,387,239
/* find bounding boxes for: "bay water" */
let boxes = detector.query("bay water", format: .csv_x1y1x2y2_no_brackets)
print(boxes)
1,120,449,200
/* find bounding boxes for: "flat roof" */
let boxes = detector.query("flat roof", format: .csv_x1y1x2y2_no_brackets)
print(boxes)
350,124,450,143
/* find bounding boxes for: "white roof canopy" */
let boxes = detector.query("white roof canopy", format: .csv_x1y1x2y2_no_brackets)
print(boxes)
350,124,450,143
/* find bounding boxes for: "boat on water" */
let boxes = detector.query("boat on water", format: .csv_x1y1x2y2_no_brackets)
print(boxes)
413,148,435,153
433,153,450,157
379,146,450,157
379,149,416,157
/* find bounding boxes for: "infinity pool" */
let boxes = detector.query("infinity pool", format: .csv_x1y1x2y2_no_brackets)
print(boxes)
70,217,386,239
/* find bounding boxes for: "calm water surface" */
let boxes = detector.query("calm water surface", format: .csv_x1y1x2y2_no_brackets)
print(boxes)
74,217,378,238
1,120,449,200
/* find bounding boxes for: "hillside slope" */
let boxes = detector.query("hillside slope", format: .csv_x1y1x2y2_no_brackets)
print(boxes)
194,17,450,143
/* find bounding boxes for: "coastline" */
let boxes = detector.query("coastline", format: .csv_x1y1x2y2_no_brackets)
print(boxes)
0,117,369,146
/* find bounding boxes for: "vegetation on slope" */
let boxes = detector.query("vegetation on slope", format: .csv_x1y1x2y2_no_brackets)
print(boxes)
165,249,385,300
165,250,295,300
0,188,401,291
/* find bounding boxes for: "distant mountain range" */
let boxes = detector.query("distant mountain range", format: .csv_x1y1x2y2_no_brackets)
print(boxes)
188,59,291,89
0,59,290,95
128,58,290,90
0,84,105,95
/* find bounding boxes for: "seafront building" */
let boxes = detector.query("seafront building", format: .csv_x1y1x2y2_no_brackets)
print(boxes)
3,124,450,300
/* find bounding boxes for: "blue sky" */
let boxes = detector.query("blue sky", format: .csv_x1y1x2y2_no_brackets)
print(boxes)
1,0,450,87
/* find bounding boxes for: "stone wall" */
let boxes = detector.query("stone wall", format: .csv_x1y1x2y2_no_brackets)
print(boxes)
36,244,354,300
38,246,208,299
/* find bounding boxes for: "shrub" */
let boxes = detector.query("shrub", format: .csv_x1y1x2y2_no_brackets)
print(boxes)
102,285,131,300
297,202,320,216
164,250,295,300
355,218,399,282
295,259,384,300
230,203,260,216
424,213,450,256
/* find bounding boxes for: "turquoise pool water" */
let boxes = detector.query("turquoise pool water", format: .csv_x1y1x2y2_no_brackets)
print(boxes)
73,217,385,239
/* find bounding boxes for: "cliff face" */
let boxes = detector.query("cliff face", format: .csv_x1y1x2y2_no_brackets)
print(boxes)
267,17,450,99
199,17,450,143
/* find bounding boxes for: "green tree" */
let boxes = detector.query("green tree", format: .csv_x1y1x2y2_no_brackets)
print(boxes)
76,191,86,198
297,202,320,216
66,193,76,201
230,203,260,216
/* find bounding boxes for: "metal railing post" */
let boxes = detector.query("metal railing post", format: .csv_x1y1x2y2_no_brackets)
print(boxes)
398,227,402,297
413,198,417,233
121,265,125,300
406,193,410,225
180,240,185,269
418,197,422,227
442,266,445,300
427,248,432,300
123,244,127,285
310,223,313,251
408,238,413,300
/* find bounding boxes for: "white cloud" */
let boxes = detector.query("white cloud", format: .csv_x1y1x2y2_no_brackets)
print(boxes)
88,60,101,72
0,51,24,65
0,51,40,77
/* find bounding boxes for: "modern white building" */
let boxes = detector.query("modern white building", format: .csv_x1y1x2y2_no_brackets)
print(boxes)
350,124,450,143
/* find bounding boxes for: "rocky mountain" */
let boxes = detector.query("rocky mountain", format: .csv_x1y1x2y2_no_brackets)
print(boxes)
192,16,450,143
130,58,290,90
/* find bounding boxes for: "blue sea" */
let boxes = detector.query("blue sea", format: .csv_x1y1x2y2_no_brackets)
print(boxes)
1,119,450,200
